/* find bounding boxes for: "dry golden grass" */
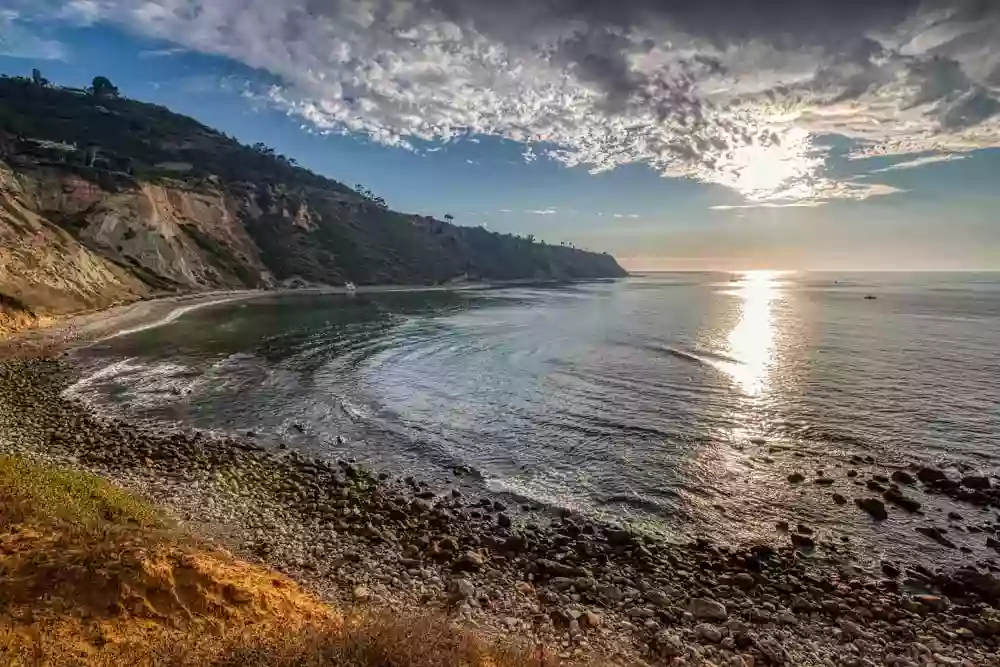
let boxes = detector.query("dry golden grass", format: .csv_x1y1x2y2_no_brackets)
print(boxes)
0,456,566,667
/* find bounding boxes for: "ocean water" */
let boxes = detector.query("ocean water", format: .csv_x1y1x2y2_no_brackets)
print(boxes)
67,273,1000,568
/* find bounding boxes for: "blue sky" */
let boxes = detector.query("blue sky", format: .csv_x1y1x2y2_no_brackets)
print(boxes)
2,2,1000,270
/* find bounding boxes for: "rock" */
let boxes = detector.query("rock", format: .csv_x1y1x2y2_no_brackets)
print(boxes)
832,493,847,505
891,470,915,485
597,584,624,602
352,585,372,602
961,475,992,490
696,623,723,643
790,533,815,549
515,581,534,596
732,573,755,590
856,497,888,520
881,561,900,578
582,611,603,628
689,597,728,621
787,473,805,483
449,578,476,600
917,467,948,485
883,487,921,512
814,477,835,485
454,550,485,571
497,513,511,528
655,631,684,657
915,526,956,548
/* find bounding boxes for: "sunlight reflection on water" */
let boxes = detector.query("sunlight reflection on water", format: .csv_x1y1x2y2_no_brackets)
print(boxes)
723,270,783,396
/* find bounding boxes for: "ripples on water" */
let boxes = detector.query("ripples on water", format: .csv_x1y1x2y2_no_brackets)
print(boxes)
67,273,1000,567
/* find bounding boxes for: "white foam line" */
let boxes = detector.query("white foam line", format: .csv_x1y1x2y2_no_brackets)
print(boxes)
95,294,257,343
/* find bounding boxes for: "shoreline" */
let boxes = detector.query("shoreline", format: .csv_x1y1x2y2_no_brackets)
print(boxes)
2,357,999,665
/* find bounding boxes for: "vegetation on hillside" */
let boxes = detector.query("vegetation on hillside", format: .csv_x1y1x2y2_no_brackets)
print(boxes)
0,70,627,300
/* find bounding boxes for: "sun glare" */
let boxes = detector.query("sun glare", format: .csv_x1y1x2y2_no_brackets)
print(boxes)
724,270,782,396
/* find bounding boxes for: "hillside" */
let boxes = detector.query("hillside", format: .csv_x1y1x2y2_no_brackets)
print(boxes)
0,73,626,326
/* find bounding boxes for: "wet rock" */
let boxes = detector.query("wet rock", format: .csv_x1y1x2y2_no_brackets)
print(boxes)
832,493,847,505
866,480,886,492
891,470,916,485
915,526,956,549
688,597,728,621
917,467,948,485
881,561,900,578
856,497,888,520
883,487,921,512
961,475,992,490
787,473,805,484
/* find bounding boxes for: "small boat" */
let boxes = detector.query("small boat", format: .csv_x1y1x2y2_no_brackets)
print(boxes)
864,294,876,300
345,281,357,295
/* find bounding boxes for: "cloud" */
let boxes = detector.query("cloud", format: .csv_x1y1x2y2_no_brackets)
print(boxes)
26,0,1000,203
0,10,66,60
711,202,828,211
526,208,558,215
137,46,187,58
868,152,969,173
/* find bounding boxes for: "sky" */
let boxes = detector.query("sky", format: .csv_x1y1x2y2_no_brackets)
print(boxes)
2,0,1000,271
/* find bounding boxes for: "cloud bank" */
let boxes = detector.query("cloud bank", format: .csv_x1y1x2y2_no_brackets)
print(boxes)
23,0,1000,202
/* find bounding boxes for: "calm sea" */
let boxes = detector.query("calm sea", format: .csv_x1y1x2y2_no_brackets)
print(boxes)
67,272,1000,568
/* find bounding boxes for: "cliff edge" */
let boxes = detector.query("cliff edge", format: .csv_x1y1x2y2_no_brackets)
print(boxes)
0,73,627,326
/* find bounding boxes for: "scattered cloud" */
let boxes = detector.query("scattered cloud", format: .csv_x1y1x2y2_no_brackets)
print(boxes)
137,46,187,58
868,153,969,173
711,202,828,211
0,10,66,60
23,0,1000,203
526,208,558,216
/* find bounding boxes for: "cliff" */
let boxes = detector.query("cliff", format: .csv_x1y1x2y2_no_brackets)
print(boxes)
0,74,627,324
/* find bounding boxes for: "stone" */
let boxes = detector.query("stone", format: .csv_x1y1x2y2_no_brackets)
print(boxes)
352,585,372,602
449,578,476,599
455,550,485,571
732,573,755,590
891,470,916,485
787,473,805,483
915,526,956,549
961,475,992,490
917,467,948,485
689,597,728,621
497,513,511,528
856,497,888,520
832,493,847,505
597,584,624,602
655,631,684,657
515,581,534,596
697,623,723,643
883,487,921,512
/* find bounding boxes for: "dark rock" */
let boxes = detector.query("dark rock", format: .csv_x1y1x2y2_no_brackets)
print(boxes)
814,477,835,485
866,480,886,492
497,513,511,528
962,475,992,490
787,473,805,483
688,597,728,621
891,470,915,485
915,526,956,549
881,561,900,578
856,497,888,520
832,493,847,505
791,533,815,549
883,487,921,512
917,467,948,485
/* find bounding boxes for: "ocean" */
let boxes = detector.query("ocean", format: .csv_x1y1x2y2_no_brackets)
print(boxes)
66,272,1000,568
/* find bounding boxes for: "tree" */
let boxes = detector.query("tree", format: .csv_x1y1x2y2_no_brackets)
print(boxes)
444,213,454,222
353,183,387,208
31,69,49,87
90,76,119,101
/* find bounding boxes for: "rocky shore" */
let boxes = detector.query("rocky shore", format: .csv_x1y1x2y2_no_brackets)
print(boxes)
2,356,1000,666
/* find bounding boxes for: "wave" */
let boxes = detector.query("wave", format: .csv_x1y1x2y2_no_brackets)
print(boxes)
645,344,743,366
94,293,258,343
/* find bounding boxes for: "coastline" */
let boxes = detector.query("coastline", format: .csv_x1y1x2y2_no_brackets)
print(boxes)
2,356,999,665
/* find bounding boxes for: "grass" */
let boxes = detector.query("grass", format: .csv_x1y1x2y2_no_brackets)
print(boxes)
0,455,569,667
0,455,162,528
